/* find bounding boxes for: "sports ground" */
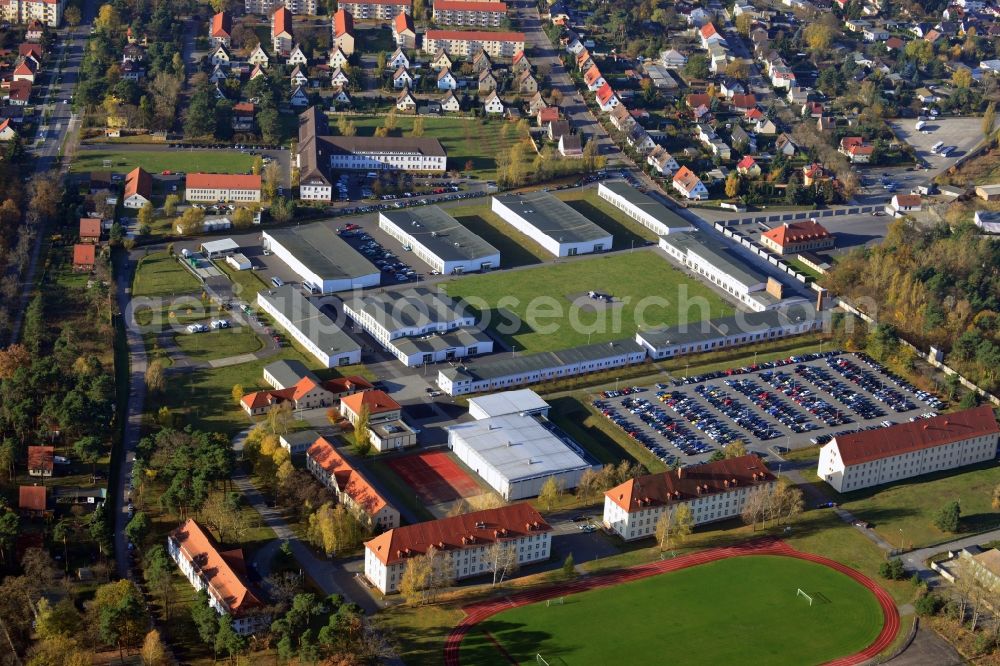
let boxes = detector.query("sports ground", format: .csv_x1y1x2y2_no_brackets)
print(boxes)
446,540,897,666
386,451,482,505
442,252,734,353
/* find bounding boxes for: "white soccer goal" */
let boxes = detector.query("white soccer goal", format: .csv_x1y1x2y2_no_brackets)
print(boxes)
545,597,564,607
796,588,813,606
536,654,550,666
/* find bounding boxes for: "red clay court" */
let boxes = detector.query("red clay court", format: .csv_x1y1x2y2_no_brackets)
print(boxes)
386,451,482,505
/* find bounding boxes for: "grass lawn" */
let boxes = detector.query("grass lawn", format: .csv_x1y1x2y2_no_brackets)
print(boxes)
442,251,734,353
833,460,1000,549
448,203,548,268
172,327,263,362
217,260,269,301
132,252,202,298
785,258,822,281
71,149,254,174
348,116,528,180
461,555,883,666
554,188,660,248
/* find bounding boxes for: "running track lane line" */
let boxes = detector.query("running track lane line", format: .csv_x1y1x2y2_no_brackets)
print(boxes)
442,538,900,666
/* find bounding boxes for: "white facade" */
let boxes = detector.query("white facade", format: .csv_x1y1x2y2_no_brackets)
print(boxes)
185,186,261,203
325,139,447,172
256,287,362,368
261,230,381,294
423,31,525,58
1,0,62,26
339,0,411,20
490,196,612,257
597,182,696,236
378,211,500,275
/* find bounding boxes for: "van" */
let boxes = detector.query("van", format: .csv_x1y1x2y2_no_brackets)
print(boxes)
271,276,284,288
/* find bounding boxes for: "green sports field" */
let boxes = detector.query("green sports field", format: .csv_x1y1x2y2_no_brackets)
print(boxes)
461,556,883,666
442,252,734,353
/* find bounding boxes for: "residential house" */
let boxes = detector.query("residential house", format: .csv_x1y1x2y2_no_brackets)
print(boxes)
437,67,458,90
18,43,43,62
73,243,95,271
248,44,270,68
754,117,777,135
430,48,452,70
392,12,416,49
232,102,255,132
609,104,634,133
536,106,558,126
595,83,619,112
761,220,835,254
558,133,582,157
511,50,531,73
802,163,827,186
672,166,708,200
250,64,266,80
440,91,461,112
330,67,350,86
27,446,53,477
660,48,687,69
334,8,356,55
210,44,230,66
306,437,400,530
392,66,413,88
515,69,538,94
736,155,761,177
477,68,497,92
627,126,655,153
730,94,756,114
890,193,921,216
647,146,679,176
210,11,232,47
472,49,492,73
330,86,352,106
686,93,711,110
271,7,293,56
483,90,505,114
0,118,17,141
79,217,101,243
287,44,308,66
802,100,824,118
730,124,755,152
700,23,726,48
12,58,36,83
547,119,569,141
839,136,873,163
583,64,605,91
339,388,403,425
290,65,308,88
390,47,411,70
329,46,349,69
575,49,594,72
123,167,152,209
396,89,417,111
528,93,548,116
18,486,48,519
720,79,745,98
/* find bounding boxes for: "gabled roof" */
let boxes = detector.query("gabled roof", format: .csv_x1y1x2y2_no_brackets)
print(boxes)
186,173,261,190
395,12,414,35
478,68,495,82
700,23,722,39
686,93,711,108
365,503,551,565
307,437,390,516
512,50,528,64
169,519,264,616
211,11,231,38
584,64,603,86
673,165,703,193
341,389,400,417
124,167,152,200
893,193,921,207
605,455,775,513
79,218,101,238
829,405,998,466
8,80,31,102
18,43,43,59
323,375,373,394
595,82,616,104
437,67,455,81
272,6,293,38
14,59,36,76
762,220,832,246
19,486,46,512
27,446,54,471
731,93,756,109
393,66,411,79
334,8,354,37
73,244,96,266
736,155,757,170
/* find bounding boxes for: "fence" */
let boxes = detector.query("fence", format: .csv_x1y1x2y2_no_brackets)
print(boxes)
713,222,817,287
713,205,880,227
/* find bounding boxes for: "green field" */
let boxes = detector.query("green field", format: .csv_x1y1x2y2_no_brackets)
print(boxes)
442,252,734,352
132,252,202,298
461,555,883,666
449,203,548,268
71,149,254,175
554,189,660,247
172,327,263,362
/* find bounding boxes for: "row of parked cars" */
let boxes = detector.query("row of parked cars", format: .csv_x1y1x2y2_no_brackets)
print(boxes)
186,320,230,333
658,390,739,448
853,352,944,410
794,364,887,420
762,371,854,428
340,227,420,283
669,351,844,387
337,190,486,217
827,357,917,413
697,383,785,440
724,378,819,436
591,396,694,464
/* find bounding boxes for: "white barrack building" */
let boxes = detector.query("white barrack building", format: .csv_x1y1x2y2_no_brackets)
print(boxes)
491,191,613,257
262,227,381,294
379,206,501,275
597,181,696,236
257,286,362,367
467,389,550,420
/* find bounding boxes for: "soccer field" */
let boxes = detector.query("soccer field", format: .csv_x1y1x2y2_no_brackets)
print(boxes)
461,555,884,666
71,149,254,175
442,251,734,353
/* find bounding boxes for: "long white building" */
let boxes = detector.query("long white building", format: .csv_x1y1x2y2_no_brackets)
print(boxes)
364,503,551,593
338,0,410,20
603,455,776,541
432,0,507,26
379,206,501,275
256,286,362,368
448,413,593,501
597,181,696,236
262,227,381,294
423,29,525,58
185,173,262,203
325,136,447,172
818,406,999,493
492,191,612,257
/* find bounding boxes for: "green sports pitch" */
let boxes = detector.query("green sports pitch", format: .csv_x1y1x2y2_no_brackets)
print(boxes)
442,252,734,353
460,555,884,666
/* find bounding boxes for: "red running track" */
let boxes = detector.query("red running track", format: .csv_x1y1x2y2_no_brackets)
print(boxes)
443,538,899,666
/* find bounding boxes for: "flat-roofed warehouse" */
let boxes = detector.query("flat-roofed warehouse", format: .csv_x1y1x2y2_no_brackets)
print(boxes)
379,206,501,275
256,286,362,368
597,180,696,236
263,227,380,294
448,413,593,500
491,191,613,257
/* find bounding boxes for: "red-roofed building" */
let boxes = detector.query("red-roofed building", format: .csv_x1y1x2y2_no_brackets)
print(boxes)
819,405,998,492
583,64,605,91
760,219,834,255
73,244,95,271
185,173,262,203
306,437,400,529
18,43,43,61
595,82,619,112
339,0,412,21
0,118,18,141
890,193,922,216
13,58,37,83
839,136,874,163
802,162,826,186
731,94,756,113
699,22,726,47
232,101,255,132
340,389,401,426
271,7,293,56
433,0,508,27
536,106,559,127
334,9,356,55
18,486,48,517
423,30,524,58
7,79,32,105
603,455,776,540
672,165,708,200
27,445,54,477
123,167,152,208
685,93,711,109
210,11,232,47
392,11,416,48
167,519,269,635
885,36,904,51
736,155,760,177
79,218,101,243
364,503,552,593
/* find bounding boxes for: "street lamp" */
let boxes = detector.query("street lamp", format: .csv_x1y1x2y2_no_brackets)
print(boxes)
898,528,904,551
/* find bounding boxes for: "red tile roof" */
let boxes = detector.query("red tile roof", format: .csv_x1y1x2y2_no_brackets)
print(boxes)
124,167,152,201
169,519,264,616
762,220,832,247
686,93,711,108
583,65,603,86
512,50,526,64
394,11,413,34
736,155,757,170
272,7,293,38
211,11,231,38
73,244,95,267
79,218,101,239
595,82,616,104
27,446,54,472
186,173,261,191
334,8,354,37
365,503,550,565
434,0,508,10
18,486,46,512
700,23,720,39
8,80,32,102
886,36,904,49
673,165,702,193
343,0,410,4
13,60,36,77
537,107,559,123
18,43,43,59
745,107,764,120
341,390,400,417
233,101,255,114
307,437,390,516
893,194,922,207
606,455,775,513
731,94,756,109
426,30,524,42
831,405,998,466
323,375,374,394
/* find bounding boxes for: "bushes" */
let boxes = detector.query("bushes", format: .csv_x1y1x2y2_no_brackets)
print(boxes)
879,558,907,580
914,593,945,616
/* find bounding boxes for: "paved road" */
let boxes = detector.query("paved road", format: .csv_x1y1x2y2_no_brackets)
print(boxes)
901,528,1000,578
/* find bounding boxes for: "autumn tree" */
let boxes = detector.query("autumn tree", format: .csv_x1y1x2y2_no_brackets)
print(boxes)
231,384,244,405
725,173,741,199
144,360,165,394
538,475,563,510
0,343,31,379
485,541,518,587
140,629,168,666
803,23,834,53
952,68,972,89
354,404,371,454
163,194,180,216
983,102,996,138
399,552,432,605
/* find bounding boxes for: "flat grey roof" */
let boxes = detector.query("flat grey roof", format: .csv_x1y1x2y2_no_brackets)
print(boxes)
258,286,361,358
344,287,471,332
468,389,549,418
264,226,379,281
637,303,819,349
659,232,767,290
449,414,592,483
380,206,500,264
599,181,693,231
201,238,240,253
392,328,493,356
440,338,645,383
494,191,612,244
263,359,316,388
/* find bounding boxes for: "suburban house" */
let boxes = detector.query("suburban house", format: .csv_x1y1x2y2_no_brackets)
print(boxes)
477,68,497,92
248,44,270,68
232,101,256,132
392,12,416,48
802,163,826,186
595,82,619,112
210,11,232,47
287,44,308,66
79,218,101,243
306,437,401,530
27,445,54,477
889,193,922,216
672,166,708,200
395,89,417,111
515,69,538,94
483,90,505,114
334,8,355,55
584,65,605,91
123,167,152,209
647,146,679,176
736,155,761,177
440,91,461,112
271,7,294,56
512,50,531,73
73,243,95,271
839,136,874,163
328,46,349,69
392,66,413,88
558,134,582,157
429,48,451,70
437,67,458,90
760,220,835,255
18,485,48,518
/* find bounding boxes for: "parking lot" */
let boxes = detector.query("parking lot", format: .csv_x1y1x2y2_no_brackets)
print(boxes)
589,351,944,466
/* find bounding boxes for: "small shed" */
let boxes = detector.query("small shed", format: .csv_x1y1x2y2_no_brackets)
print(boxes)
226,253,252,271
200,238,239,258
